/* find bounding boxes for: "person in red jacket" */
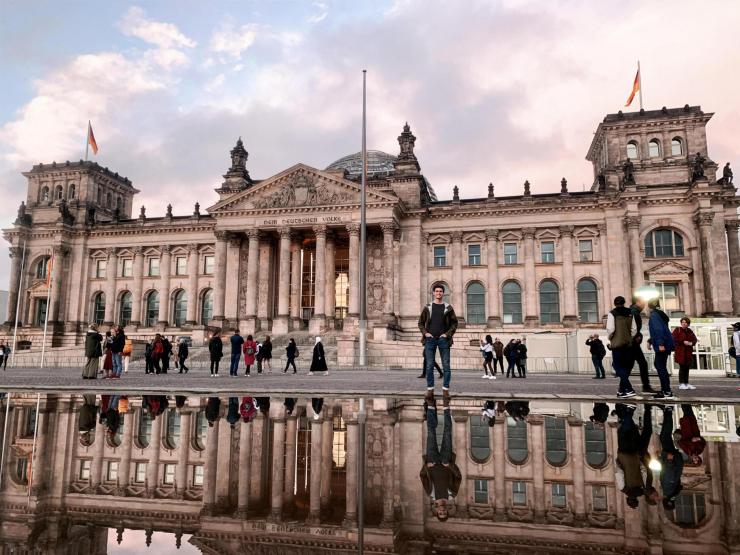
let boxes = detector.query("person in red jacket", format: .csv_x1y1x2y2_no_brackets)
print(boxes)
676,404,706,465
243,334,257,376
672,317,698,390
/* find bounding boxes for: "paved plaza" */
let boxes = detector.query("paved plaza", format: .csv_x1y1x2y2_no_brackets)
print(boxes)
1,365,738,402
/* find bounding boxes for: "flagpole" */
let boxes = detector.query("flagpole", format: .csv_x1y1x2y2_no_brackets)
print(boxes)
637,61,643,110
85,121,90,161
359,70,368,368
10,240,27,367
40,249,53,369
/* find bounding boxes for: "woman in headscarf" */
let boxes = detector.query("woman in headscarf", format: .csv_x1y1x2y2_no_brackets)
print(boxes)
308,336,328,375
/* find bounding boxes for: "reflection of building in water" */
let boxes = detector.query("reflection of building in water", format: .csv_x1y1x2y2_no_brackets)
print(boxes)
0,394,739,553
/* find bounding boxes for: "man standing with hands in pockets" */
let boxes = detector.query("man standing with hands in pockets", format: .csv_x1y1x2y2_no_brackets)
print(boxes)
418,284,459,406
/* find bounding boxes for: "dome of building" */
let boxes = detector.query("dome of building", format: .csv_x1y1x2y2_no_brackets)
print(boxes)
325,150,397,179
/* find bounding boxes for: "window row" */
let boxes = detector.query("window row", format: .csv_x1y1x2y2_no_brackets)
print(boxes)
471,479,608,512
432,240,595,267
91,289,214,327
92,254,215,279
39,183,77,203
78,459,204,487
626,137,683,160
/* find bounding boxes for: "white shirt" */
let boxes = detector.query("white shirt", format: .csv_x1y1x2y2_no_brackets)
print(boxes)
733,330,740,350
480,343,493,354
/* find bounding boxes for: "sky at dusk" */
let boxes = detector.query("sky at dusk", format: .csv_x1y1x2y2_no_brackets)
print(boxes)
1,0,739,287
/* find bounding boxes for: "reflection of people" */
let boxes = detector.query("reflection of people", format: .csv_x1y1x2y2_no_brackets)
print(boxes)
419,404,461,522
658,406,684,510
589,402,610,427
419,284,458,404
481,400,496,427
311,398,324,420
676,404,706,465
615,404,658,509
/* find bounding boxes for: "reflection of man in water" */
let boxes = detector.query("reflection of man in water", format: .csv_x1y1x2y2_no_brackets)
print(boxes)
614,404,658,509
419,403,461,521
658,406,684,510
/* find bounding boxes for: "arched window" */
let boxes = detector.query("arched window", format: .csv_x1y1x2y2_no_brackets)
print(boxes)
92,292,106,325
106,193,112,208
626,141,638,160
430,282,451,304
40,186,50,202
545,417,567,466
172,290,187,327
137,411,152,448
507,420,528,464
584,421,607,468
469,415,491,463
539,280,560,324
644,229,684,258
466,282,486,324
200,289,213,325
145,291,159,327
35,257,50,280
502,281,522,324
55,185,64,200
577,279,599,323
671,137,683,156
648,139,661,158
163,409,180,450
68,184,76,200
116,196,123,211
192,411,207,451
669,492,707,528
119,292,132,326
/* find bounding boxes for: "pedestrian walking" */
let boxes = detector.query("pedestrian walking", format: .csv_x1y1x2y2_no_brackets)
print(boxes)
676,404,706,465
672,317,698,390
122,335,133,373
492,337,504,375
586,334,607,379
82,324,103,379
177,338,190,373
479,335,495,379
629,296,655,393
417,347,443,379
647,298,675,399
208,330,223,377
504,339,517,378
144,339,154,374
110,326,125,379
308,336,328,375
152,334,164,374
481,400,496,426
255,341,263,374
229,330,244,377
1,343,9,370
261,336,273,373
607,296,638,399
515,338,527,378
243,334,257,376
284,338,298,373
419,402,461,522
102,331,113,378
418,284,458,405
161,336,173,373
730,322,740,377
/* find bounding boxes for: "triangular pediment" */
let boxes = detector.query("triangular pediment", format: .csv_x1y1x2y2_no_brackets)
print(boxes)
645,260,693,276
207,164,397,214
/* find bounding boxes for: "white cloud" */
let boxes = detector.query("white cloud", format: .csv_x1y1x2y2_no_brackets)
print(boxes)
209,22,258,60
119,6,196,49
308,2,329,23
204,73,226,92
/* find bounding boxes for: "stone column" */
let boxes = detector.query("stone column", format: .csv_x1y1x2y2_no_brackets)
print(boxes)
320,409,333,510
451,231,464,325
381,223,396,323
346,223,360,320
49,245,67,323
695,212,717,314
211,231,229,325
147,415,163,494
452,411,468,517
175,410,192,498
237,419,253,517
224,235,242,324
157,245,172,326
203,417,220,514
130,247,145,327
290,236,302,329
103,248,117,326
29,408,48,495
273,227,292,335
421,232,430,305
325,232,336,328
185,244,199,325
393,230,401,323
567,418,586,525
485,230,501,327
117,410,135,493
283,415,298,510
380,414,396,526
5,246,23,325
245,229,261,330
560,226,577,325
270,414,287,520
597,224,611,316
493,419,506,520
624,216,643,291
530,417,546,523
726,219,740,315
310,225,327,334
343,417,358,527
522,228,538,325
307,412,323,524
90,418,106,489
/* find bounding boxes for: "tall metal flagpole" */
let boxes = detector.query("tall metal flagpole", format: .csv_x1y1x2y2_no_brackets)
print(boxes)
85,121,90,161
10,240,27,367
359,70,368,367
40,249,53,369
637,60,643,110
0,392,11,492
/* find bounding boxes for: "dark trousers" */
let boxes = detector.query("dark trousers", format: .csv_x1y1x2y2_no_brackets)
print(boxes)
516,360,526,378
426,407,452,464
178,355,188,372
245,364,252,375
612,347,635,394
284,357,297,373
506,355,516,377
153,356,162,374
424,336,451,389
494,356,504,374
678,363,690,384
630,343,651,388
312,397,324,416
145,356,153,374
592,355,606,378
230,352,241,376
653,351,672,393
161,355,169,373
210,359,220,375
659,407,678,453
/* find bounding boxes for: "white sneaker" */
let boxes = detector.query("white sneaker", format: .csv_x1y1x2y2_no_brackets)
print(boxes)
686,384,696,390
308,371,314,376
313,413,320,420
482,374,488,379
489,375,496,380
678,384,687,390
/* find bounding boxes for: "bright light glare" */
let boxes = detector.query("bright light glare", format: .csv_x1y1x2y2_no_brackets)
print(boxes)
634,285,660,302
648,458,662,472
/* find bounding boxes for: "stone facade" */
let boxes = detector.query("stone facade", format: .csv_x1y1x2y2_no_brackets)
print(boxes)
2,106,739,353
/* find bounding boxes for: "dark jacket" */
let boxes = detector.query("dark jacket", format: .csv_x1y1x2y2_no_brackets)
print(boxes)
503,342,516,359
586,337,606,358
178,342,189,359
208,336,223,360
660,452,684,500
629,303,644,343
419,452,462,498
608,306,636,349
648,309,674,352
677,413,707,457
84,330,103,358
492,340,504,358
672,327,697,366
110,331,125,354
515,343,527,361
286,342,297,359
310,342,327,372
261,339,273,359
418,302,458,345
162,338,173,356
230,333,244,355
205,397,221,423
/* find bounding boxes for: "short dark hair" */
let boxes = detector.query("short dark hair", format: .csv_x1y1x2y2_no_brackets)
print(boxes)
433,284,445,292
436,511,449,522
680,317,691,325
614,296,626,306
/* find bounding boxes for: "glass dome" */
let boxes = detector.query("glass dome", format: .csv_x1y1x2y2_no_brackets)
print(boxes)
325,150,397,179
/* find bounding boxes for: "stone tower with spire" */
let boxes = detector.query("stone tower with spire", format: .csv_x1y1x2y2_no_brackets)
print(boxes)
390,122,434,207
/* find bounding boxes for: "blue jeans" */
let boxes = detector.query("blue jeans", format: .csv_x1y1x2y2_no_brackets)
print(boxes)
506,355,516,377
653,350,672,393
426,407,452,464
735,355,740,376
592,355,605,378
111,353,122,377
230,352,241,376
612,347,635,394
425,336,451,389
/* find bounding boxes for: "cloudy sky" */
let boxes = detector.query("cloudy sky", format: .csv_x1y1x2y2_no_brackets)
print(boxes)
1,1,739,287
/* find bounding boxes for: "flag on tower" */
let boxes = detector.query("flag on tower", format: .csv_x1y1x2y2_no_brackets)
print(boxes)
625,68,640,107
87,121,99,155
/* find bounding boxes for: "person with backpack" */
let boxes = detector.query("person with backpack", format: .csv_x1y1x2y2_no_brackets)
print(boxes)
284,338,298,374
151,334,165,374
586,333,607,379
647,298,675,399
504,339,517,378
208,330,223,377
144,339,154,374
243,334,257,376
122,335,133,373
607,296,638,399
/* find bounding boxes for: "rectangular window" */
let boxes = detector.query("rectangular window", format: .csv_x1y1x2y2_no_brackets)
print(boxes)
473,479,488,504
203,255,214,275
651,282,680,312
551,483,567,508
504,243,517,265
592,485,607,511
579,240,593,262
163,463,176,485
106,461,119,482
512,481,527,506
540,241,555,263
79,460,91,480
175,256,187,276
433,246,447,267
135,463,147,483
467,244,481,266
95,259,107,278
193,465,204,486
148,258,160,277
121,258,133,277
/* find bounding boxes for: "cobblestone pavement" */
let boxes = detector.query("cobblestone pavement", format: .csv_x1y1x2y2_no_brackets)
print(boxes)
1,366,739,402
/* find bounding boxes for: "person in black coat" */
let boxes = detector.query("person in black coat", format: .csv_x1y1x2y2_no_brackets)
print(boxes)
284,338,298,374
177,339,189,373
514,339,527,378
586,334,607,379
161,336,173,374
308,336,328,375
208,331,223,377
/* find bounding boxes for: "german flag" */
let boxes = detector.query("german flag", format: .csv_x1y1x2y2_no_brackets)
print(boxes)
87,121,99,155
625,69,640,107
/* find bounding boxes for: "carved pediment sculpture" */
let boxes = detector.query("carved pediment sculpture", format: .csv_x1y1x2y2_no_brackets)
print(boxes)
645,260,693,280
253,173,355,209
